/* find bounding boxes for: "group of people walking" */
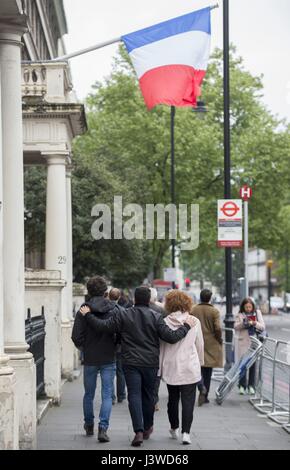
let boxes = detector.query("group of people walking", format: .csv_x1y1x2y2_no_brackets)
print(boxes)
72,275,265,447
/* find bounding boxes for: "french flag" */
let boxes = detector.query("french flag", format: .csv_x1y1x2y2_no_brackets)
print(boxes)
121,7,211,110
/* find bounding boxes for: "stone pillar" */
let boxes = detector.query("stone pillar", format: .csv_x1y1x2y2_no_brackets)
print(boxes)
0,59,18,451
66,166,73,321
25,271,65,405
66,168,79,371
44,153,74,380
0,26,36,450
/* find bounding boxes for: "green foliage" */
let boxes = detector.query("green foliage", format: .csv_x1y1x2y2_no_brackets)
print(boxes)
24,44,290,289
24,166,46,255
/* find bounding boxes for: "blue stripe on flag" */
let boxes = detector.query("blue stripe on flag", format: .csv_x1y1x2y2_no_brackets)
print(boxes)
122,7,211,53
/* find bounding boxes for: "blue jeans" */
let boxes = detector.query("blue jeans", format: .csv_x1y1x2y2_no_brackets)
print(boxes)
123,365,158,433
83,363,116,430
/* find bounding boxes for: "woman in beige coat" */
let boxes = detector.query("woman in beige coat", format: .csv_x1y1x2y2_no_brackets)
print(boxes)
234,297,265,395
159,290,204,445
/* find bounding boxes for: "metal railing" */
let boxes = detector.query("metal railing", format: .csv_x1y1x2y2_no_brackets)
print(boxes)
215,336,262,405
212,327,235,381
249,337,290,434
25,307,46,398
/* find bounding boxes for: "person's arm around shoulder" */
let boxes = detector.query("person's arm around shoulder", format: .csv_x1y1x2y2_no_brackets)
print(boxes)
156,313,193,344
71,308,87,349
80,305,122,333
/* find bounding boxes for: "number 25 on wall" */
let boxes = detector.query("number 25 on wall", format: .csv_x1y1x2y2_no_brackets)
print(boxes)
58,256,67,265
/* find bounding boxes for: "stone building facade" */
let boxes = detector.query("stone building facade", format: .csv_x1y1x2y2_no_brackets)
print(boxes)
0,1,86,449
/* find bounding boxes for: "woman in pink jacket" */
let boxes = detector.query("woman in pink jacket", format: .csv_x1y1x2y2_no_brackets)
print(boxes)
159,290,204,445
234,297,265,395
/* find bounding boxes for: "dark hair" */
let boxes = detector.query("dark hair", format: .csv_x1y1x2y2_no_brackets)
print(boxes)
240,297,256,313
86,276,107,298
200,289,212,303
135,286,151,306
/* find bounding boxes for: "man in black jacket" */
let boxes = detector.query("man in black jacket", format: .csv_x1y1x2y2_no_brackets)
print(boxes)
80,286,195,447
72,276,120,443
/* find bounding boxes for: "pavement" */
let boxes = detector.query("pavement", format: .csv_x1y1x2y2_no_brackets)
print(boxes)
37,371,290,450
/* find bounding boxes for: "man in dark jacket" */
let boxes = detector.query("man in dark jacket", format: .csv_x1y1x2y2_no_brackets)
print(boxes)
80,286,196,447
72,276,120,443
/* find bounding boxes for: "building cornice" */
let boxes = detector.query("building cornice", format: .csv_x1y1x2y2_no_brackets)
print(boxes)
22,102,88,137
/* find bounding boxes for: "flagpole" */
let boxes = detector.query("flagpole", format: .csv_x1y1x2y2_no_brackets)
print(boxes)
223,0,234,370
50,37,122,63
22,4,219,64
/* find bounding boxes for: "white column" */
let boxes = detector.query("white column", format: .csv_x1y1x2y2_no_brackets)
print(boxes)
66,168,79,371
66,167,73,322
45,153,74,380
0,54,18,451
0,28,36,449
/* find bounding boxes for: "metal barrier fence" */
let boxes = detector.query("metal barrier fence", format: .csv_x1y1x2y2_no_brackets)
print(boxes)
25,307,46,398
212,327,235,381
215,336,262,405
249,337,290,434
210,326,290,434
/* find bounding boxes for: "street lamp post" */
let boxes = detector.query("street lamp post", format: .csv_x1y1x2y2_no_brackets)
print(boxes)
170,106,176,289
170,102,207,289
267,259,273,314
223,0,234,370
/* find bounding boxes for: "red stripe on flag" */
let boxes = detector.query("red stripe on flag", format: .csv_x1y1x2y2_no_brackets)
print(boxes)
139,65,206,109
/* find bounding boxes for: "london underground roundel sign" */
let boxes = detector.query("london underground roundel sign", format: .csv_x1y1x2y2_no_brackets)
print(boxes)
217,199,243,248
220,201,240,218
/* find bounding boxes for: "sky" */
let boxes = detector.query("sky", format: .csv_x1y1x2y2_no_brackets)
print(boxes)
63,0,290,122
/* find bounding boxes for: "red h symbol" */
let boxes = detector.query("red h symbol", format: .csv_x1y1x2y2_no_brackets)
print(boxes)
240,186,252,201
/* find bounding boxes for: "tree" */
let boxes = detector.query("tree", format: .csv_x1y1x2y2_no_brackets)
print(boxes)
24,45,290,288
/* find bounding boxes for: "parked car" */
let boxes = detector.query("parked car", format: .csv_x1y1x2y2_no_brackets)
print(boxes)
269,296,284,313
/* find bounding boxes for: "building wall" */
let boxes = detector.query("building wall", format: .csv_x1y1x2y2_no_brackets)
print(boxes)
22,0,67,61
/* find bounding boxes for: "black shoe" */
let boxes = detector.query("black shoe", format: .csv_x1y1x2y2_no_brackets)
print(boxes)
143,426,153,440
198,388,207,407
98,427,110,443
84,423,94,436
117,397,124,403
131,432,143,447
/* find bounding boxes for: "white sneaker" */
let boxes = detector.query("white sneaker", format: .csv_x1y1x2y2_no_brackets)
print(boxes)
248,386,255,395
169,428,179,440
182,432,191,445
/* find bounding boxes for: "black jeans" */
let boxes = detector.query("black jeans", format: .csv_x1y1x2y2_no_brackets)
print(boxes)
123,365,158,433
116,355,126,399
167,383,197,434
153,376,161,406
239,363,256,388
201,367,213,399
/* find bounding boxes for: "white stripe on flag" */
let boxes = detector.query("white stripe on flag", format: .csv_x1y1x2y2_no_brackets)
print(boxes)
129,30,211,79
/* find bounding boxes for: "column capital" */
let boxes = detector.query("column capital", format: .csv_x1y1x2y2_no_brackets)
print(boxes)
42,152,70,166
0,17,28,45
